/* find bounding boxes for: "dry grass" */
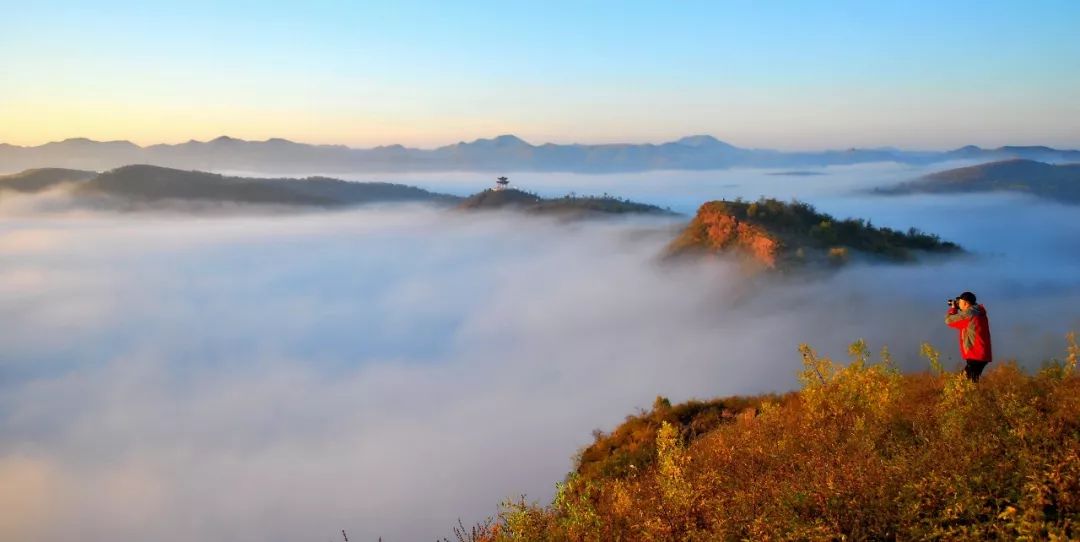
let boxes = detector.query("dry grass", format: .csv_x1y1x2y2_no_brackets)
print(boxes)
456,335,1080,541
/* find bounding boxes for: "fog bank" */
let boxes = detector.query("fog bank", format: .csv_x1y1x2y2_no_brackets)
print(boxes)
1,174,1078,540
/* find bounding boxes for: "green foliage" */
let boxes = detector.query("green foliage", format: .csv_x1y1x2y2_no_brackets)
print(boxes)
552,474,602,541
1067,332,1079,375
457,335,1080,541
652,395,671,412
543,192,673,215
655,422,692,512
726,197,961,257
921,341,945,375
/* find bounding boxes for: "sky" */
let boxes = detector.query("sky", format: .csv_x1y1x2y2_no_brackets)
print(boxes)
2,0,1079,150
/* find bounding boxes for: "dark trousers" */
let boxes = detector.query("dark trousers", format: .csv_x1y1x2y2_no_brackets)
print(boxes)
963,359,989,382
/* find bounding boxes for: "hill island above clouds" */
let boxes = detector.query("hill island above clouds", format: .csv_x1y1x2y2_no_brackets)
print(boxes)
2,164,963,272
666,198,961,270
0,165,672,217
879,159,1080,204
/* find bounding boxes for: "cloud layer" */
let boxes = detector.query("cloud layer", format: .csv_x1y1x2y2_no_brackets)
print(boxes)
1,173,1078,540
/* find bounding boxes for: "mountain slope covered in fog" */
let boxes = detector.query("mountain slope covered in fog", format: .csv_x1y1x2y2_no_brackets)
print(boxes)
882,159,1080,203
77,165,460,206
0,164,460,207
0,168,97,193
0,165,678,218
4,135,1080,174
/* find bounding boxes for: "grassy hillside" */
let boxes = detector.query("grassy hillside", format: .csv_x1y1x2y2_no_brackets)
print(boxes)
0,168,97,193
882,159,1080,203
459,188,674,217
451,337,1080,541
667,198,960,268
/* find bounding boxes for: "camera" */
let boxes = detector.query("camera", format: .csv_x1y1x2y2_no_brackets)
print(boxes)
946,298,957,308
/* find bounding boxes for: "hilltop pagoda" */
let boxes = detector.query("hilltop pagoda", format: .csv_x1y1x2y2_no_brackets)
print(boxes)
494,176,510,191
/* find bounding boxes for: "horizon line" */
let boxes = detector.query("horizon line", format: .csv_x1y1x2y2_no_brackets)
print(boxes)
3,134,1077,154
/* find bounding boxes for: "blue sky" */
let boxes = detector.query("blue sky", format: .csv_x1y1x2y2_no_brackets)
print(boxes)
2,0,1078,148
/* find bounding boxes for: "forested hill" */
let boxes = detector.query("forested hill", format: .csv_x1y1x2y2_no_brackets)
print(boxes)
79,165,459,206
0,168,97,193
666,197,961,269
458,188,675,217
0,164,460,207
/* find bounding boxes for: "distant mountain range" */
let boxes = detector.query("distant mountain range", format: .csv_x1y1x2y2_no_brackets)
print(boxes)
880,159,1080,204
3,135,1079,174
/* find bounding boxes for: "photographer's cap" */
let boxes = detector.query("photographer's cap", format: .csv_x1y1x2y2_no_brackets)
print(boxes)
957,291,977,304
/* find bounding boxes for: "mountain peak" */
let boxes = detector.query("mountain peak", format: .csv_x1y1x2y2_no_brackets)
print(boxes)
47,137,137,148
998,145,1056,153
673,135,736,150
493,134,527,144
459,134,531,148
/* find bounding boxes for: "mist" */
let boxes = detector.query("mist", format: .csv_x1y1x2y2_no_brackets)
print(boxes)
1,168,1078,541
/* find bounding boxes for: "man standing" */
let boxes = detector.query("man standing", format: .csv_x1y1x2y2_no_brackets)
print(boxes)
945,291,993,382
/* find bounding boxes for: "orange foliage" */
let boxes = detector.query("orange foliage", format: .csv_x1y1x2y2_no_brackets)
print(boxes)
668,201,782,268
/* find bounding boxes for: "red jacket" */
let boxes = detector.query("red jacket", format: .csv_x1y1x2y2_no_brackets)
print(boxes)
946,304,992,362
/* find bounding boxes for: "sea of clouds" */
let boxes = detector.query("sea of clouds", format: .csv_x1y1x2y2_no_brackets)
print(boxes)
1,166,1078,541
